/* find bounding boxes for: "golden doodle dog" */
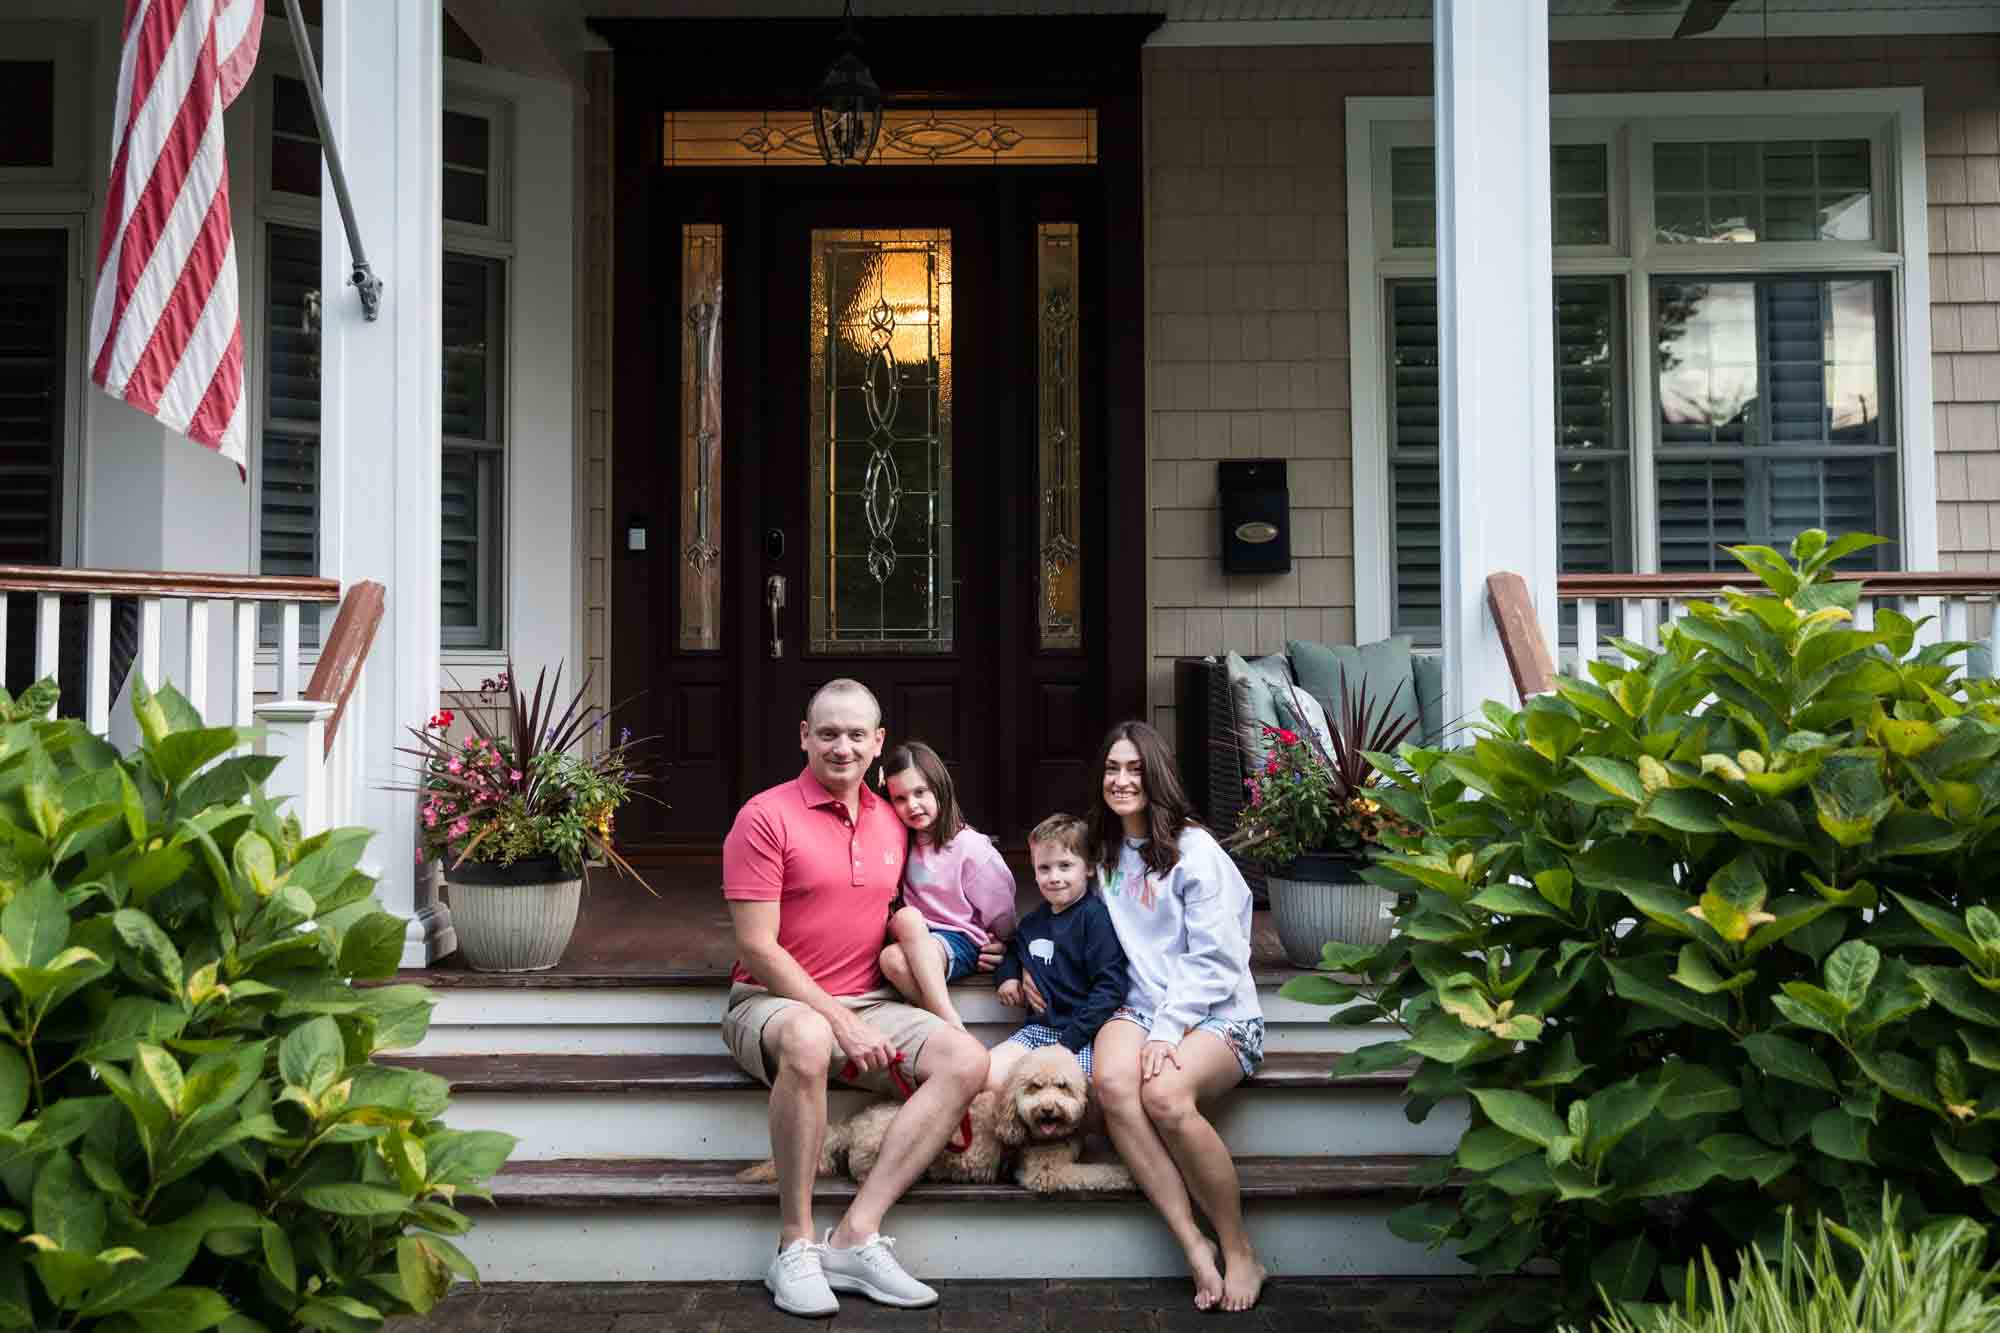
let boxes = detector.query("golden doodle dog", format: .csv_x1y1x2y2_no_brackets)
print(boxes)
739,1045,1131,1192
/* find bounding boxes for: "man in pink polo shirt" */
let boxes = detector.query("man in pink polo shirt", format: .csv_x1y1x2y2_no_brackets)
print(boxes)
721,678,989,1318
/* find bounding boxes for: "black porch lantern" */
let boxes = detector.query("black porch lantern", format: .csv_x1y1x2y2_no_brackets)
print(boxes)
810,0,884,167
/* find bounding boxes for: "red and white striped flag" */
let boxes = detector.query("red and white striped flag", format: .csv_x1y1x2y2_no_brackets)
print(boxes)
89,0,265,475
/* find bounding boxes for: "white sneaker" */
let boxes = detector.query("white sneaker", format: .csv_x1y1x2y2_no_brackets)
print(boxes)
818,1229,938,1308
764,1238,838,1318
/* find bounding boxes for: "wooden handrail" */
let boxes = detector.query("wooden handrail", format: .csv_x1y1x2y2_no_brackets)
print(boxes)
304,580,385,755
1560,570,2000,600
1487,572,1556,699
0,566,340,601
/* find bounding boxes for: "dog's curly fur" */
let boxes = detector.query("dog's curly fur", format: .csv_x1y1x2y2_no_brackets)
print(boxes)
737,1046,1132,1193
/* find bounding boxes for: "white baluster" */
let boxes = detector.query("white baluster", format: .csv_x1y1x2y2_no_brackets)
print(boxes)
34,592,60,688
1912,595,1943,649
87,595,112,735
1943,596,1971,648
185,600,211,721
1854,598,1874,631
234,601,257,727
138,597,162,695
1575,599,1598,675
0,595,8,666
1622,598,1642,655
280,602,301,701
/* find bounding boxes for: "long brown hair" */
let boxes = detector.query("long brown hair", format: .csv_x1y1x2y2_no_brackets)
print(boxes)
880,741,966,848
1086,720,1196,876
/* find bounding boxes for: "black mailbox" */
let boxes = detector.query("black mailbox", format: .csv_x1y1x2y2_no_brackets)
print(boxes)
1217,460,1291,575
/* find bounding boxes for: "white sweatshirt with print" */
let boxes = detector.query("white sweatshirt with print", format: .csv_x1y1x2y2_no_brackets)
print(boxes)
1097,826,1263,1046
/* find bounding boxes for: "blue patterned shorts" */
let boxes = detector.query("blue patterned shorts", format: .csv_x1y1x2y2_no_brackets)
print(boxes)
1001,1023,1093,1076
930,928,979,982
1107,1005,1266,1077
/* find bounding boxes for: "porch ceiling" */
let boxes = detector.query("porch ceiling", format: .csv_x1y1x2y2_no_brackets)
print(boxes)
570,0,1980,17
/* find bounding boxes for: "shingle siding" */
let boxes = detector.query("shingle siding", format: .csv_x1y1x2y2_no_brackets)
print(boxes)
1144,35,2000,736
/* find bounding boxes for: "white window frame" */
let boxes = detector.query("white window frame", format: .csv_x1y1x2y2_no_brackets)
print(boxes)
0,20,91,192
247,50,516,662
1347,88,1933,643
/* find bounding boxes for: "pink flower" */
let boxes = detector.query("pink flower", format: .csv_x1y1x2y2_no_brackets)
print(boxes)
1265,756,1280,775
423,810,438,828
510,769,523,785
450,817,470,839
447,758,463,774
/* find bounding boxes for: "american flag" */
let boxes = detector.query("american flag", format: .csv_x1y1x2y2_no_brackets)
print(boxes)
88,0,265,474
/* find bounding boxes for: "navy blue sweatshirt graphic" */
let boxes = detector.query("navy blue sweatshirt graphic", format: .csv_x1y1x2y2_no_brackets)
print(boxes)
994,892,1130,1054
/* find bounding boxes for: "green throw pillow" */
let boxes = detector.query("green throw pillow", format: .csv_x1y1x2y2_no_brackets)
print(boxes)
1412,652,1446,744
1285,635,1420,740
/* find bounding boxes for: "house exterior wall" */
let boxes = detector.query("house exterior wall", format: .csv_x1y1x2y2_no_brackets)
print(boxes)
1144,34,2000,737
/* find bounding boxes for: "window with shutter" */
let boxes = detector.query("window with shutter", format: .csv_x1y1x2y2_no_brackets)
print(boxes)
0,229,66,567
1654,274,1892,571
1389,276,1629,643
257,229,508,649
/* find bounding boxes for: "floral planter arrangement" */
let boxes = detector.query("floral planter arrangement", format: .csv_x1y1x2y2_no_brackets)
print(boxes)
1226,671,1417,970
404,665,652,973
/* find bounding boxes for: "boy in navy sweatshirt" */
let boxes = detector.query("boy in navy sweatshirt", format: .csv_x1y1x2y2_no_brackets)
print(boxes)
989,813,1129,1088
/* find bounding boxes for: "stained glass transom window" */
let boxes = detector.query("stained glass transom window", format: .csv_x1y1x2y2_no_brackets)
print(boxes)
809,229,954,654
663,109,1096,168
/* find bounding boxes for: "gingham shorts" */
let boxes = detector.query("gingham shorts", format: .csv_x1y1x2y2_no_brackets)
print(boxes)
1107,1005,1266,1077
1000,1022,1093,1076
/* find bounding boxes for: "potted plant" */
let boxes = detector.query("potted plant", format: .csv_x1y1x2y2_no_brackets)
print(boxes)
402,664,651,972
1226,672,1418,966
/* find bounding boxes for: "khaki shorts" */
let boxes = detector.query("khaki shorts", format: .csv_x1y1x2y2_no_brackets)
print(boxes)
721,983,945,1096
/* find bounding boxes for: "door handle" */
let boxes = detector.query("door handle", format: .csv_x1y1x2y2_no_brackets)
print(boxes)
766,574,787,659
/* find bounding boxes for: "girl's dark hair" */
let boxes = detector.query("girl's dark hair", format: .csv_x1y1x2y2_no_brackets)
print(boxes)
880,741,966,847
1086,720,1196,876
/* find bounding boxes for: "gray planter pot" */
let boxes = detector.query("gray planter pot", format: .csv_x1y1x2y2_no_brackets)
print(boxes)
1266,853,1396,968
444,857,581,973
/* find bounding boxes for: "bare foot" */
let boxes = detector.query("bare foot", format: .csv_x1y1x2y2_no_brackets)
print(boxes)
1221,1250,1265,1312
1187,1237,1224,1311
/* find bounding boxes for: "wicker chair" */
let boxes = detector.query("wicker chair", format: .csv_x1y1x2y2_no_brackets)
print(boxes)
1172,656,1269,901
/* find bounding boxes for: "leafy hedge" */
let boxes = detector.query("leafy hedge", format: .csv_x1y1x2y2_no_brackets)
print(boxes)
0,679,513,1331
1290,533,2000,1329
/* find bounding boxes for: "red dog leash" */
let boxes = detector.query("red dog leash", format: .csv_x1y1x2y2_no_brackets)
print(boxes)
841,1052,974,1154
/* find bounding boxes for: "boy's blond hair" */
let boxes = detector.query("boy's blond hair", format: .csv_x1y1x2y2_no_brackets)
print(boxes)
1027,812,1089,859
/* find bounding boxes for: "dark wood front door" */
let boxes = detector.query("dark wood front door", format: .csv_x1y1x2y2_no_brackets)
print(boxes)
621,171,1107,848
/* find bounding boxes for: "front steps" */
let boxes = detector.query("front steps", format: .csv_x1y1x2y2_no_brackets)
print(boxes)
454,1157,1446,1283
392,968,1468,1283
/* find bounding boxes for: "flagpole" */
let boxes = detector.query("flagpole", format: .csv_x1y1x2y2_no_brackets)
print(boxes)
283,0,383,321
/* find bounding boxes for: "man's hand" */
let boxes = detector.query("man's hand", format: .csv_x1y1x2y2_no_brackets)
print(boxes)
974,938,1006,973
996,978,1024,1008
830,1009,897,1074
1021,973,1049,1015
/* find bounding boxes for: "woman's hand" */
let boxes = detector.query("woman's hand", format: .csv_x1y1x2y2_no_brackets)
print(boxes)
1020,973,1050,1015
996,978,1025,1008
1140,1040,1181,1081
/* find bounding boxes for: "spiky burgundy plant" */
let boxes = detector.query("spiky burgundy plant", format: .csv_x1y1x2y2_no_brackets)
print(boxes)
397,660,656,883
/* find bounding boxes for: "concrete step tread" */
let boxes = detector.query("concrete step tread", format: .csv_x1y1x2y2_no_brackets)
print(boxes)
489,1155,1448,1208
387,1050,1400,1093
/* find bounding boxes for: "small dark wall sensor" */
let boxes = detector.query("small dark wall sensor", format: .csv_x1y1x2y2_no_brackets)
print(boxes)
1217,460,1291,575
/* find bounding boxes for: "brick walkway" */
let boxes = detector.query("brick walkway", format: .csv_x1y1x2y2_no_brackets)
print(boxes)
392,1277,1509,1332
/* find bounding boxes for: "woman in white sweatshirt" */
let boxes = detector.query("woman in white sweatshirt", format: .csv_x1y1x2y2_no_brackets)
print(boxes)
1087,720,1266,1313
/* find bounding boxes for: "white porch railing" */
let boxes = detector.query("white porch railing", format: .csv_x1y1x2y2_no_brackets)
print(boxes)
1557,571,2000,680
0,567,383,837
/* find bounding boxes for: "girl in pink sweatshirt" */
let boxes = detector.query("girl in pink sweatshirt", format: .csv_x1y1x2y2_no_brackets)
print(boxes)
879,741,1019,1029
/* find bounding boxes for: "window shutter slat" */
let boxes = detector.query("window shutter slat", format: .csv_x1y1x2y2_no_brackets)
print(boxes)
0,230,66,567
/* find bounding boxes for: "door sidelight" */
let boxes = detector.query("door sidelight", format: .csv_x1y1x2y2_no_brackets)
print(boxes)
765,574,787,659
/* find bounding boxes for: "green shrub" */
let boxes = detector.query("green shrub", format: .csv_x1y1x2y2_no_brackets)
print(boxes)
1290,532,2000,1329
0,677,514,1330
1578,1194,2000,1333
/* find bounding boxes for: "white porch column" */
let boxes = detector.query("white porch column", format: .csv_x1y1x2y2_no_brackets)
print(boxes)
1434,0,1559,723
320,1,454,965
254,699,335,837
